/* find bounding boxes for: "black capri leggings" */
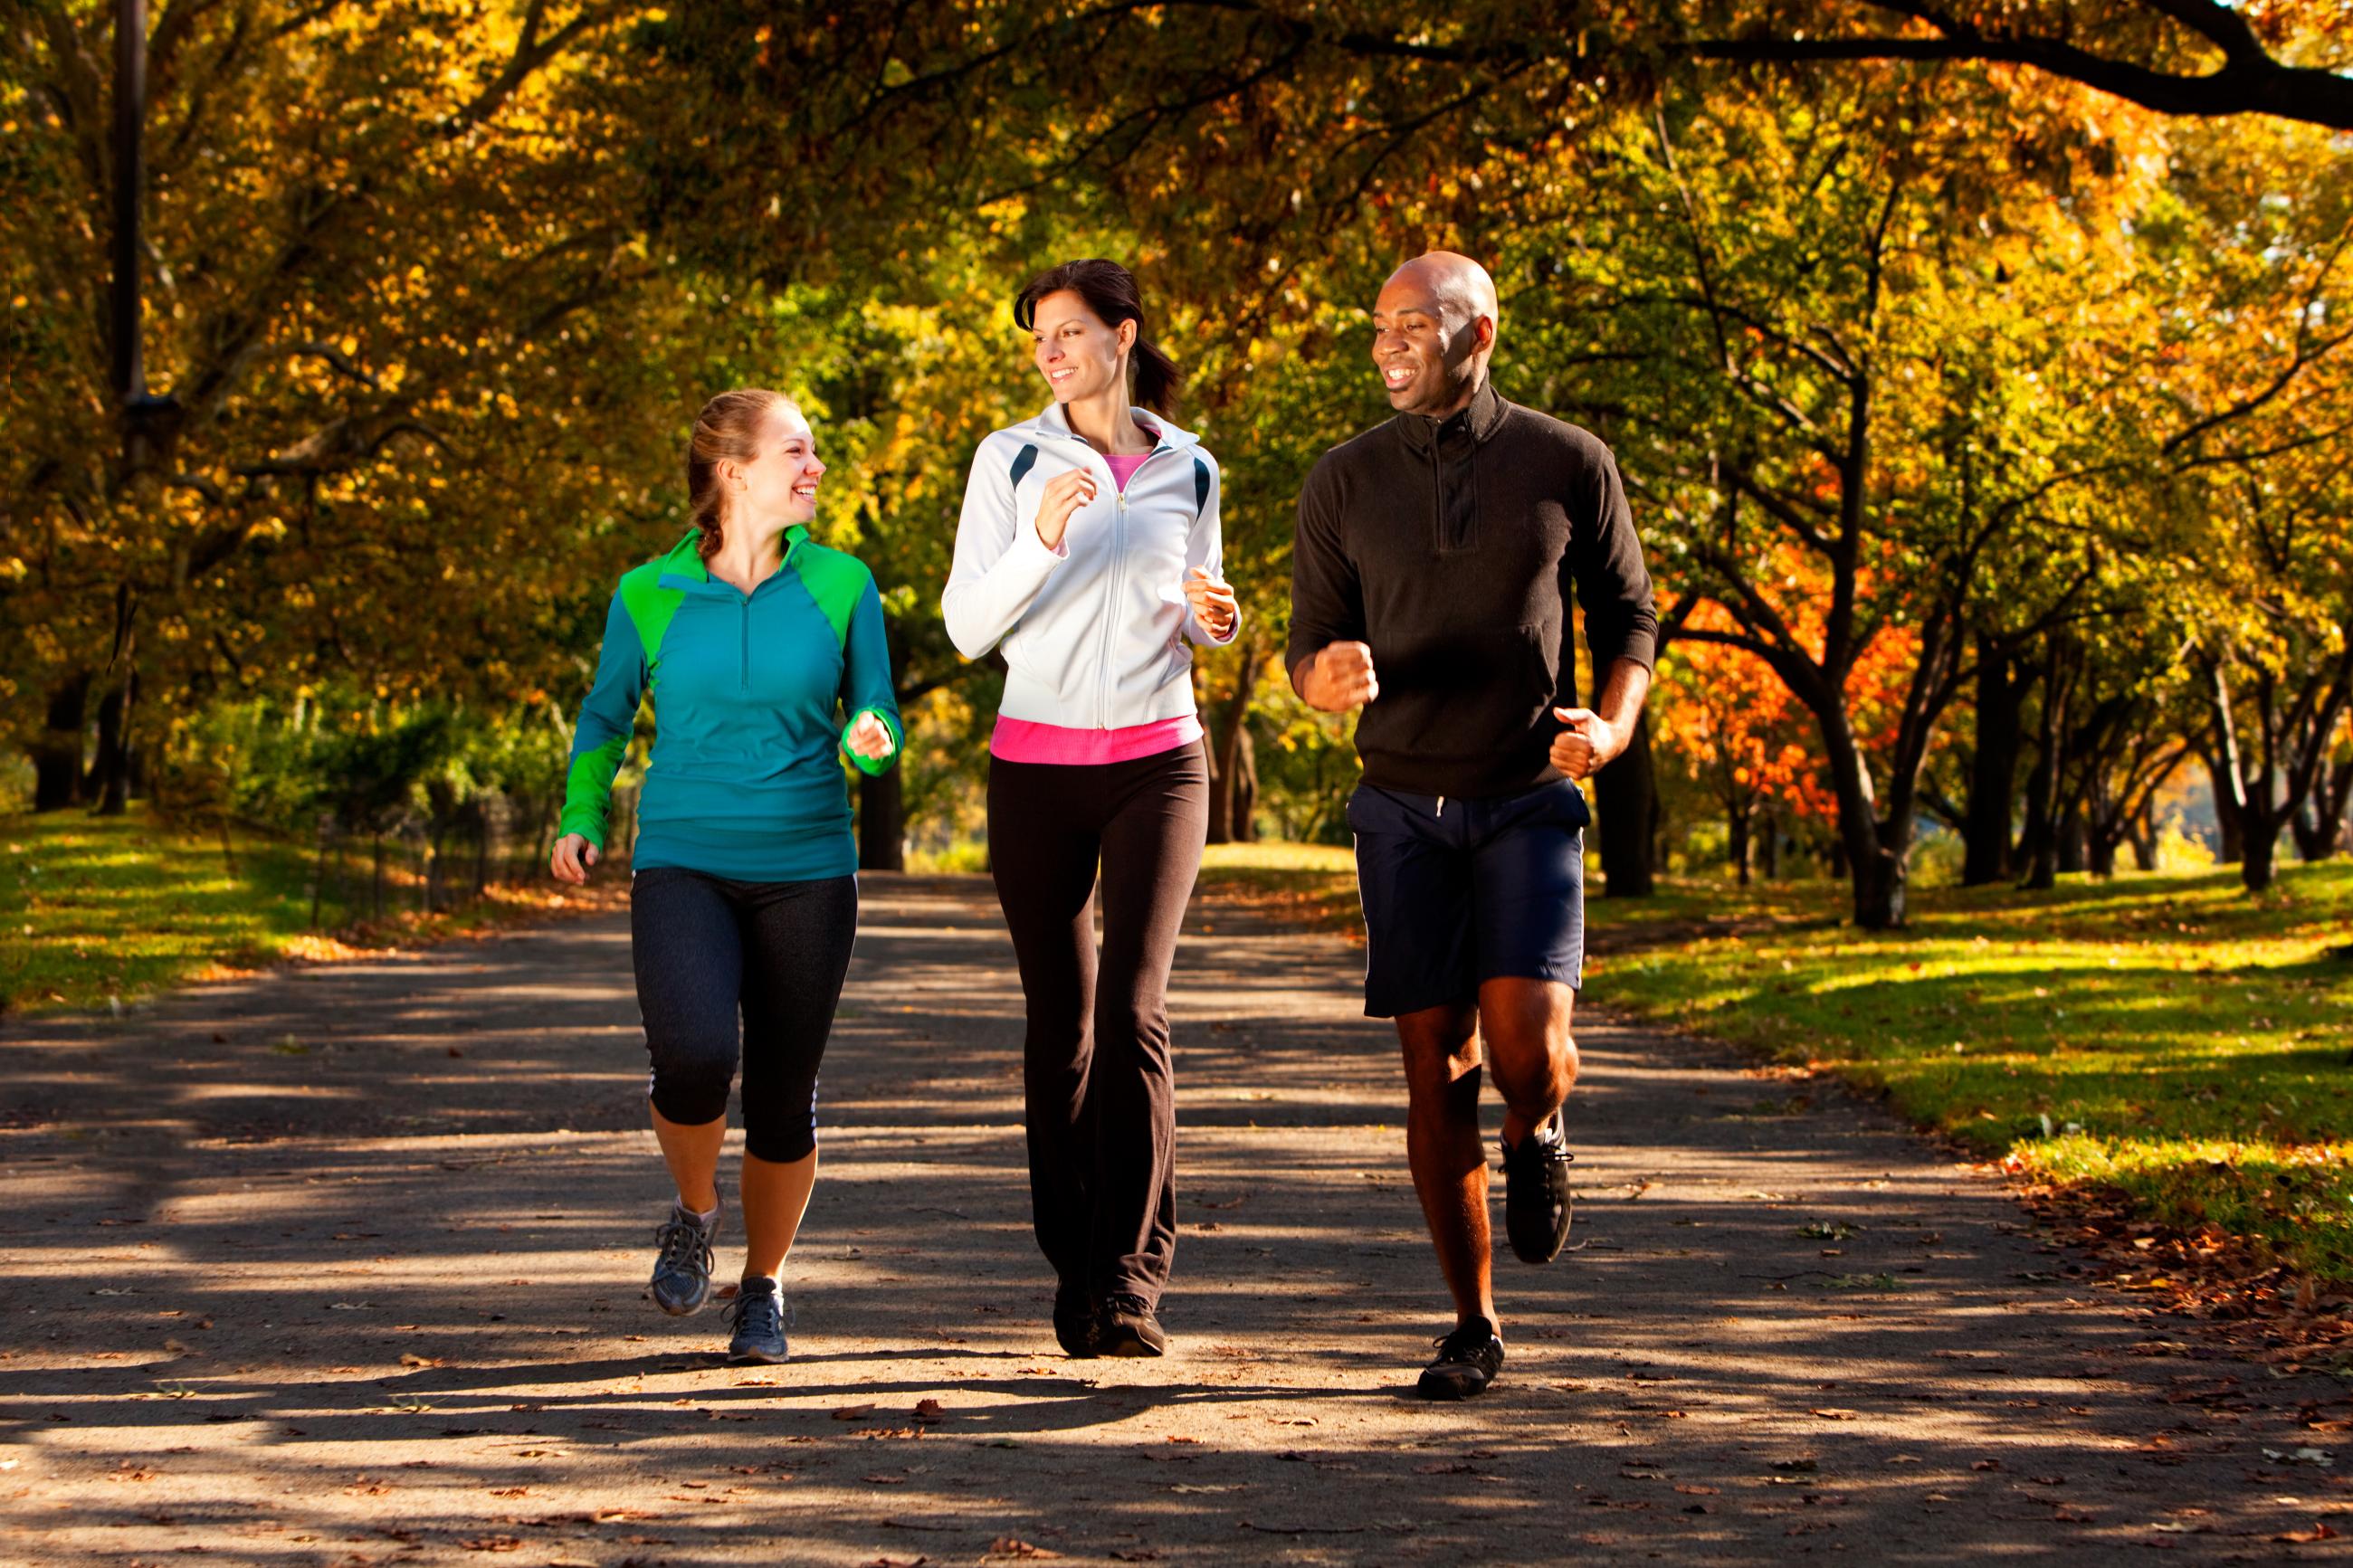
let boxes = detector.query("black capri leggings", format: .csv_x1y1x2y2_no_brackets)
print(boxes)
629,867,859,1164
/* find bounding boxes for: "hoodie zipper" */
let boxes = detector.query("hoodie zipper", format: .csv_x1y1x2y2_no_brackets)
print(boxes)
1075,432,1170,729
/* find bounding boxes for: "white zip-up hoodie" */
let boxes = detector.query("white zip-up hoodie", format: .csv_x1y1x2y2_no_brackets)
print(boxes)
944,403,1237,730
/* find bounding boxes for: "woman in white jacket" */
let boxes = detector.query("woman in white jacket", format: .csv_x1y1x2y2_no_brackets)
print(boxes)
943,259,1240,1359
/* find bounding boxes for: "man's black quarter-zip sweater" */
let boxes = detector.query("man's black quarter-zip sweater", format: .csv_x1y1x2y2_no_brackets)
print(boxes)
1285,377,1659,800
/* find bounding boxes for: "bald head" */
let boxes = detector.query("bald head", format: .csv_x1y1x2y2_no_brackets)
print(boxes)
1387,252,1499,336
1371,251,1500,418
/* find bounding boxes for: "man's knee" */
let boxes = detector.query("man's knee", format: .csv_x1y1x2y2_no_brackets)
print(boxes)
1398,1004,1481,1104
1478,979,1577,1096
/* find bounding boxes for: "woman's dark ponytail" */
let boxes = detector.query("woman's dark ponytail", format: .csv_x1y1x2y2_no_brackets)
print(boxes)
1014,258,1181,417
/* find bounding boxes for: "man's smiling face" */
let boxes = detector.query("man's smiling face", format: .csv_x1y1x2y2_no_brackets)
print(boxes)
1370,264,1488,418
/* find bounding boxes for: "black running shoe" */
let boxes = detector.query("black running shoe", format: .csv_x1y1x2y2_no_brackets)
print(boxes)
649,1200,719,1316
1500,1111,1575,1264
1096,1293,1168,1358
1053,1282,1098,1359
1416,1318,1504,1401
723,1277,790,1364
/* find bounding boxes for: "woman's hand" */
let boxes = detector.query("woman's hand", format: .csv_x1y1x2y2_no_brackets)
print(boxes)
1034,469,1097,551
550,832,599,885
1184,566,1239,641
844,710,896,763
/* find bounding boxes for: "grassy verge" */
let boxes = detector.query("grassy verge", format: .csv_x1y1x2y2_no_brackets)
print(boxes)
1596,863,2353,1282
1201,842,2353,1284
1196,841,1362,934
1,808,617,1016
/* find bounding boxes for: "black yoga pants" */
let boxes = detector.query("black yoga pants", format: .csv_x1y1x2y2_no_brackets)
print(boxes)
987,741,1209,1307
629,866,858,1164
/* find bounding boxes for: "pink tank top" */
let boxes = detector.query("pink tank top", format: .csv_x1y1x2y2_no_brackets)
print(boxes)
991,446,1200,767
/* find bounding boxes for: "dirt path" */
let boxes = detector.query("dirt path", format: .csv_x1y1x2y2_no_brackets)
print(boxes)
4,874,2347,1564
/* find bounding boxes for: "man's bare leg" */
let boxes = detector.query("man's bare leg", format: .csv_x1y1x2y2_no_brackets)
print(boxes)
1481,977,1578,1148
1396,1002,1495,1330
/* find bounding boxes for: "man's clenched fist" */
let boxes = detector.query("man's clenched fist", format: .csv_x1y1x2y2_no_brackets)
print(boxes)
1548,706,1624,782
1300,641,1379,712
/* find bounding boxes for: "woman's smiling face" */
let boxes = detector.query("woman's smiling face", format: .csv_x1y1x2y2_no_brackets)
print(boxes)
1031,288,1136,405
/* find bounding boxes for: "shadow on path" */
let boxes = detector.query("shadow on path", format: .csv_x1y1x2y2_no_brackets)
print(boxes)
4,874,2347,1563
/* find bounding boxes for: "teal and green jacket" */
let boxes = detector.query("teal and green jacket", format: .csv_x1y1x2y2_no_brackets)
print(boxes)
559,526,902,882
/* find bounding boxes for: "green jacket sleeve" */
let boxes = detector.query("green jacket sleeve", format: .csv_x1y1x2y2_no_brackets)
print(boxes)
557,591,647,848
837,575,903,777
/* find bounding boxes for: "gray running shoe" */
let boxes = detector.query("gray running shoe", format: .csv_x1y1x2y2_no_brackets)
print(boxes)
649,1200,720,1316
723,1277,791,1364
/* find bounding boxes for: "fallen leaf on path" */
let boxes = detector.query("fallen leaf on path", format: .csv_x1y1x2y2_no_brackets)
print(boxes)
862,1474,910,1485
1674,1486,1720,1496
1415,1462,1476,1475
863,1557,928,1567
987,1540,1060,1558
913,1399,946,1422
1810,1409,1858,1421
1171,1484,1241,1493
883,1518,957,1533
833,1404,878,1420
459,1537,523,1552
2275,1525,2340,1544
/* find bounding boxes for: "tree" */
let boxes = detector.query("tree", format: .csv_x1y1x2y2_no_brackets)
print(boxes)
2,0,683,811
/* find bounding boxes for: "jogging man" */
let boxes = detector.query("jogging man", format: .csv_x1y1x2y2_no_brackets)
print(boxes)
1287,252,1656,1399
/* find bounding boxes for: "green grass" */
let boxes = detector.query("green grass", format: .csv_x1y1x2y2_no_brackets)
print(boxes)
1,808,595,1015
1591,863,2353,1282
1205,844,2353,1282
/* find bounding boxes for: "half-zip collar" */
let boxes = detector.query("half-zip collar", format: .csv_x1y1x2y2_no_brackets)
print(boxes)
656,524,811,598
1393,377,1508,452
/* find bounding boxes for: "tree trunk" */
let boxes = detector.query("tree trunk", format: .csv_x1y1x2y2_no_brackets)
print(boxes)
1596,708,1657,898
1815,699,1900,927
1228,724,1259,842
858,765,905,871
1961,637,2024,886
2293,752,2350,862
2057,800,2087,875
1759,804,1783,880
2199,744,2244,865
33,673,92,811
1729,798,1752,889
1205,641,1266,844
2022,641,2072,890
2243,814,2282,893
89,673,138,817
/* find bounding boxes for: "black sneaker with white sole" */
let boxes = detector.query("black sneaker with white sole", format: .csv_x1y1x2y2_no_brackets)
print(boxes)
649,1200,720,1316
1500,1111,1575,1264
723,1277,791,1364
1415,1318,1504,1400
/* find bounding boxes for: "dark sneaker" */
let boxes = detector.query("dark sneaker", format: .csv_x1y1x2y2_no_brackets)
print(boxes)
1096,1293,1168,1358
723,1278,790,1364
1500,1111,1575,1264
649,1200,720,1316
1415,1318,1504,1400
1053,1282,1098,1359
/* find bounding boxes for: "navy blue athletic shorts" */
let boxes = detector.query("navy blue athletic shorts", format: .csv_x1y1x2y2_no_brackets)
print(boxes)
1347,777,1588,1019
